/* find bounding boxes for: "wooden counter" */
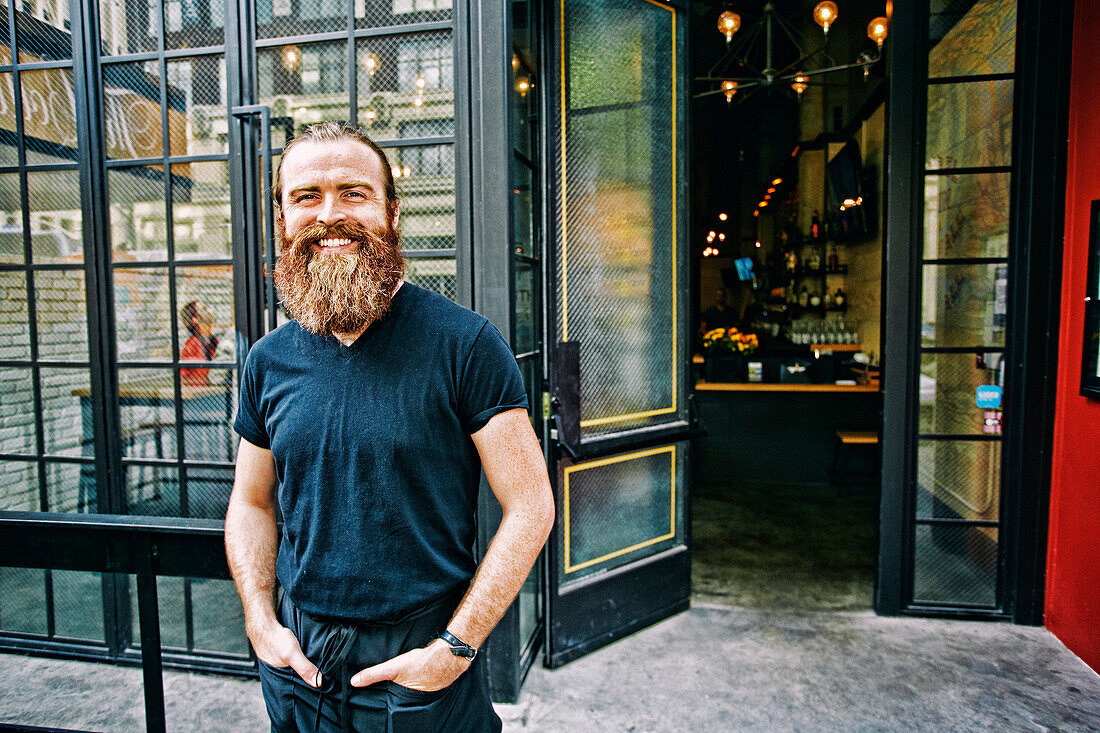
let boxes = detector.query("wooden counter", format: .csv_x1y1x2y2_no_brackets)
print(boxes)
695,381,879,393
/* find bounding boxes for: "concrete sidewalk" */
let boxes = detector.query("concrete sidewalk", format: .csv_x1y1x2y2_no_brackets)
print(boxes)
1,603,1097,731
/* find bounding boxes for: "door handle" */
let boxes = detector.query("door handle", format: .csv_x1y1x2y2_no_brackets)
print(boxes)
551,341,582,460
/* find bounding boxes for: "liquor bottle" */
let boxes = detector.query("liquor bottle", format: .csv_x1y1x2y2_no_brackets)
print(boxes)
798,286,809,307
834,288,846,307
823,291,833,308
828,242,840,271
811,210,822,241
809,290,821,308
809,247,821,271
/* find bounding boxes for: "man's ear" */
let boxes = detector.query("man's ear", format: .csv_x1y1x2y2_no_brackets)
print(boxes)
390,200,400,231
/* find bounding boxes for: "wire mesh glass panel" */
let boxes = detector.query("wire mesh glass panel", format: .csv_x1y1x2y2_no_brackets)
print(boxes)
102,62,174,160
109,166,167,261
514,261,536,355
926,81,1013,171
13,0,74,61
913,524,998,606
45,460,89,514
919,353,1004,436
41,368,91,457
0,172,24,263
929,0,1015,79
117,367,177,461
390,144,455,250
0,73,15,167
35,269,88,360
171,161,231,259
512,158,534,257
0,368,34,455
19,68,78,162
181,378,237,468
0,271,30,358
916,439,1001,522
164,0,227,50
114,268,172,359
405,257,455,301
558,445,684,585
125,463,179,516
557,0,680,438
0,567,47,634
355,32,455,142
923,173,1010,260
130,575,186,649
354,0,452,30
185,468,234,519
255,0,347,37
920,263,1007,349
52,570,105,641
0,459,37,511
100,0,159,56
258,42,350,135
191,578,248,654
27,170,83,265
176,265,234,364
167,56,228,156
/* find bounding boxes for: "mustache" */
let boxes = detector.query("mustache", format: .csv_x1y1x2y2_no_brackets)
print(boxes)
287,221,390,256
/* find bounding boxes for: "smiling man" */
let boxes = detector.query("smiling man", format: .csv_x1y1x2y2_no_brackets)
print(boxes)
225,122,554,732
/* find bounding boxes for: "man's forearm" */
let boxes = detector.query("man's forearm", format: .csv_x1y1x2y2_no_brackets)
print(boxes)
444,495,554,649
225,498,281,634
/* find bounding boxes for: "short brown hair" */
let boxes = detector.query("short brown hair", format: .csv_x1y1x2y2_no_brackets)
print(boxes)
273,122,398,213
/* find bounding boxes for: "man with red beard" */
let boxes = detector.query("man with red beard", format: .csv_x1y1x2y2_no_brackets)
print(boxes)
225,122,554,732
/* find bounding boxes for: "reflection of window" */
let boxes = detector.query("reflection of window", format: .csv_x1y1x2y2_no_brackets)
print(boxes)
301,46,344,95
394,145,453,177
393,0,453,13
397,37,452,92
301,0,344,20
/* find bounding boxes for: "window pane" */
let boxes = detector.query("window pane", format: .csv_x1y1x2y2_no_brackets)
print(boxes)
126,463,179,516
167,56,228,155
913,524,998,607
926,81,1013,170
176,265,234,363
45,460,91,513
256,0,347,38
916,439,1001,522
28,170,83,265
185,467,234,519
919,352,1004,436
356,32,455,142
514,260,536,354
0,73,16,167
13,0,74,61
390,144,455,250
114,269,172,359
0,567,47,634
103,62,171,160
0,460,38,511
180,374,237,464
165,0,227,50
53,570,105,641
0,271,31,358
923,173,1010,260
109,166,167,261
117,367,177,460
354,0,452,30
511,46,535,158
259,42,349,137
101,0,159,55
405,257,455,301
512,158,535,257
41,368,92,457
36,269,89,361
0,368,35,455
0,172,23,263
192,577,248,654
920,263,1007,348
169,161,231,259
929,1,1015,78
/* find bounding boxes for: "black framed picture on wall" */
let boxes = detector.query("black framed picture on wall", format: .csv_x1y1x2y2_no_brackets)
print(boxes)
1083,200,1100,399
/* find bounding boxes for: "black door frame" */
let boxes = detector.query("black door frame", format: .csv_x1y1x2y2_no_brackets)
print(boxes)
877,0,1072,622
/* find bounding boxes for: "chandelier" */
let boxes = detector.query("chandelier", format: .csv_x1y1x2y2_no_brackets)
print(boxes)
699,2,888,105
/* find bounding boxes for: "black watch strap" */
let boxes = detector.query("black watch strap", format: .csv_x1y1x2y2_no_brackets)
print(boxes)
439,630,478,660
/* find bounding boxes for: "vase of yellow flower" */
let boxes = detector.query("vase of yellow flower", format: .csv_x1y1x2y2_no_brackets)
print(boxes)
703,327,760,383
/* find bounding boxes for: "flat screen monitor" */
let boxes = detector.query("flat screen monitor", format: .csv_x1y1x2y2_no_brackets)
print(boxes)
734,257,754,281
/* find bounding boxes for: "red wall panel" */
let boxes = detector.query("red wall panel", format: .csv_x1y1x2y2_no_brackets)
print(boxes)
1045,0,1100,674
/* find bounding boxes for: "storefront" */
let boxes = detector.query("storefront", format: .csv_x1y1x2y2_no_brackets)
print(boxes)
0,0,1094,711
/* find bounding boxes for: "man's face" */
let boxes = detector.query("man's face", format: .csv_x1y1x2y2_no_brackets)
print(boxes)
715,288,727,306
273,138,405,336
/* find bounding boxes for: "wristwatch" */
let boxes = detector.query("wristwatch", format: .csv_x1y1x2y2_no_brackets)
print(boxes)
439,630,478,661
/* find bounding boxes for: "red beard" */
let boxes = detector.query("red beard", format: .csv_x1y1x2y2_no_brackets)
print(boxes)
273,219,406,336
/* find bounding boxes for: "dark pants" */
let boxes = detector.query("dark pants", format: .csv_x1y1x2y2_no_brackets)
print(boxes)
258,590,502,733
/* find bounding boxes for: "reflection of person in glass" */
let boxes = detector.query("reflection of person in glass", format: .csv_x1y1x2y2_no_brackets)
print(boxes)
180,300,219,386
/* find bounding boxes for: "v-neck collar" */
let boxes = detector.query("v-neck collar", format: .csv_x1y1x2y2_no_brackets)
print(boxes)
306,282,414,358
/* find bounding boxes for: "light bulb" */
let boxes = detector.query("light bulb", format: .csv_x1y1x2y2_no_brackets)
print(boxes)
867,17,888,47
813,2,838,34
717,10,741,43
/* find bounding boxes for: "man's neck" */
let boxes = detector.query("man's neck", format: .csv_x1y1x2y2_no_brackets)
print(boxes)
331,279,404,347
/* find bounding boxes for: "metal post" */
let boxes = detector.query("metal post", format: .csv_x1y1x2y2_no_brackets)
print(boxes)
136,536,167,733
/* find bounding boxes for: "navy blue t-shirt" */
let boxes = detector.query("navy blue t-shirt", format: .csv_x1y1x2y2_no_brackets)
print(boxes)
234,282,528,622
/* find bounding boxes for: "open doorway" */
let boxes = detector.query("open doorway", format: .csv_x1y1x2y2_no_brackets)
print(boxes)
688,1,887,612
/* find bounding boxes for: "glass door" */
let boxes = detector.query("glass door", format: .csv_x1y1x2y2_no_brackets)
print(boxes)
545,0,689,667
